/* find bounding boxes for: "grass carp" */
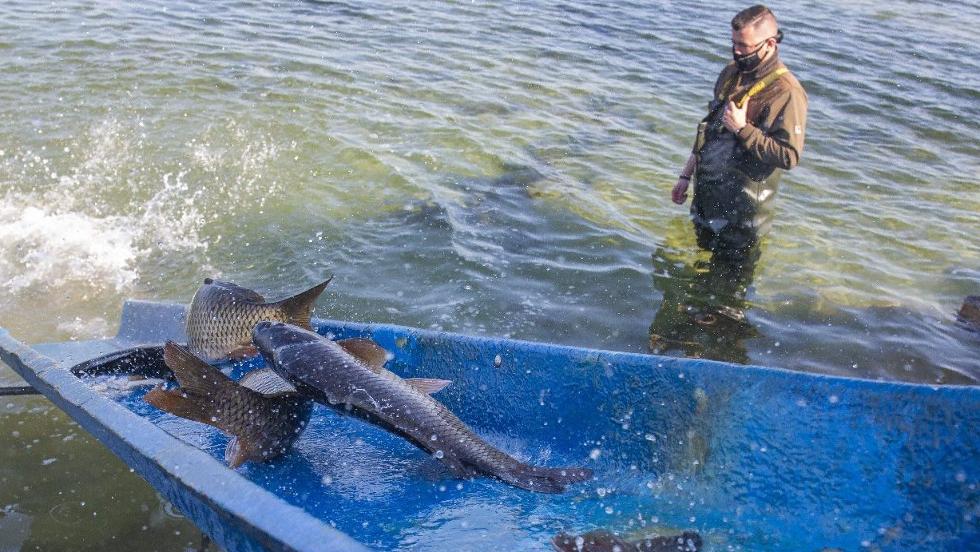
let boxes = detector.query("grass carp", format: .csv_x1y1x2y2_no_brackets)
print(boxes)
252,321,593,493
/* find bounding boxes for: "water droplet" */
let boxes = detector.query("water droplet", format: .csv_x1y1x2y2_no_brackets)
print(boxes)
493,354,502,367
433,450,444,459
589,448,601,460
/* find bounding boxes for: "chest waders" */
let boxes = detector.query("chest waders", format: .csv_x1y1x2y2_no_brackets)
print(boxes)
692,68,788,252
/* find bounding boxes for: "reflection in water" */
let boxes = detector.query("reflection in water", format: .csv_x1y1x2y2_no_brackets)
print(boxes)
648,246,761,364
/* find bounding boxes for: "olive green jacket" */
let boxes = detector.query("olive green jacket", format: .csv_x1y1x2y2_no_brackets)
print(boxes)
692,52,808,237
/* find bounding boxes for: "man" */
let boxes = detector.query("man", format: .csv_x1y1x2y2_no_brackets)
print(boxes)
672,5,807,256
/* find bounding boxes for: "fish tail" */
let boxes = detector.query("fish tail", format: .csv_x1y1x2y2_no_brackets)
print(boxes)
480,451,592,493
144,342,233,427
144,386,214,425
275,276,333,330
498,463,593,494
162,341,234,396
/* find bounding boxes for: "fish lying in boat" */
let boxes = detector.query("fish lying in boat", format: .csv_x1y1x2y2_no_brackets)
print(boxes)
252,321,593,493
551,529,702,552
144,342,313,467
71,277,331,377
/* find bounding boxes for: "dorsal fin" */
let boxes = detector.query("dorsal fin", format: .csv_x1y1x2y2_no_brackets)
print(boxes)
337,338,389,373
204,279,266,303
335,338,450,394
239,368,297,396
274,276,333,329
162,341,234,396
404,378,451,395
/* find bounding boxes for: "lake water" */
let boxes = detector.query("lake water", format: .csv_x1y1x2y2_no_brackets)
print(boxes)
1,0,978,550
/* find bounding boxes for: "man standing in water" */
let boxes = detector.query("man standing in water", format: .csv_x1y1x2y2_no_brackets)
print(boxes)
650,6,807,359
671,5,807,256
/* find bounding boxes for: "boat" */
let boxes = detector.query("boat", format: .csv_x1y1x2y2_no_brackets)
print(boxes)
1,300,977,551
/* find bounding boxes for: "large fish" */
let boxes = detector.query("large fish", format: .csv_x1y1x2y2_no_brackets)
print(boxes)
71,277,331,378
186,277,331,362
144,342,313,467
551,529,702,552
252,321,593,493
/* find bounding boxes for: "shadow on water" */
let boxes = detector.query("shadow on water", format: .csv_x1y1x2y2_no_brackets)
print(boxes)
648,246,761,365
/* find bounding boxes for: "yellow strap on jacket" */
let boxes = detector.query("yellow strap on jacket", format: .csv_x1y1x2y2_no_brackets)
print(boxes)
736,67,788,108
718,67,789,108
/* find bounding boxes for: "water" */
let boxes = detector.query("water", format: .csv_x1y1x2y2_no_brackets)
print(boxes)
0,0,978,549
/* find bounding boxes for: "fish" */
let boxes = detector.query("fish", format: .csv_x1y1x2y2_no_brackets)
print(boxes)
70,345,171,378
69,277,332,378
186,277,332,362
252,321,593,493
957,295,980,332
144,341,313,468
551,529,703,552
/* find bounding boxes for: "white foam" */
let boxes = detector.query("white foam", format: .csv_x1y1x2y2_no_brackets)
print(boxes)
0,203,141,293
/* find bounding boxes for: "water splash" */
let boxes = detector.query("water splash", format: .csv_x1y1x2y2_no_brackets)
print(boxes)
0,117,288,299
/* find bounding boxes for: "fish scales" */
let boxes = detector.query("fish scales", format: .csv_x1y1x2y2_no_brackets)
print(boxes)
185,278,329,362
144,343,312,467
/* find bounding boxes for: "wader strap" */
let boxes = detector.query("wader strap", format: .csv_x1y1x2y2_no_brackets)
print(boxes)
735,67,788,108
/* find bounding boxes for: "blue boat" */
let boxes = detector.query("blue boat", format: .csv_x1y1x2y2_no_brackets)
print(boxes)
0,300,977,551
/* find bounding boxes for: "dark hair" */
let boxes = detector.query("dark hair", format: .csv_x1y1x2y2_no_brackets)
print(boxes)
731,5,777,31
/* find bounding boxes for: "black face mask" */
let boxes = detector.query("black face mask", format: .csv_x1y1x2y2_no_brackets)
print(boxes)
733,43,766,72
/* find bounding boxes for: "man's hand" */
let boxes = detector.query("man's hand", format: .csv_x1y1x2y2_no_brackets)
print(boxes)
723,99,748,133
671,177,690,205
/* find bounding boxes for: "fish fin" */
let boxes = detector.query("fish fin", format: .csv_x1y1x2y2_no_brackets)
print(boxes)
227,344,259,360
337,338,389,372
495,463,593,494
404,378,451,395
144,386,214,425
275,277,333,330
239,368,297,396
204,278,266,303
162,341,235,397
225,437,249,468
